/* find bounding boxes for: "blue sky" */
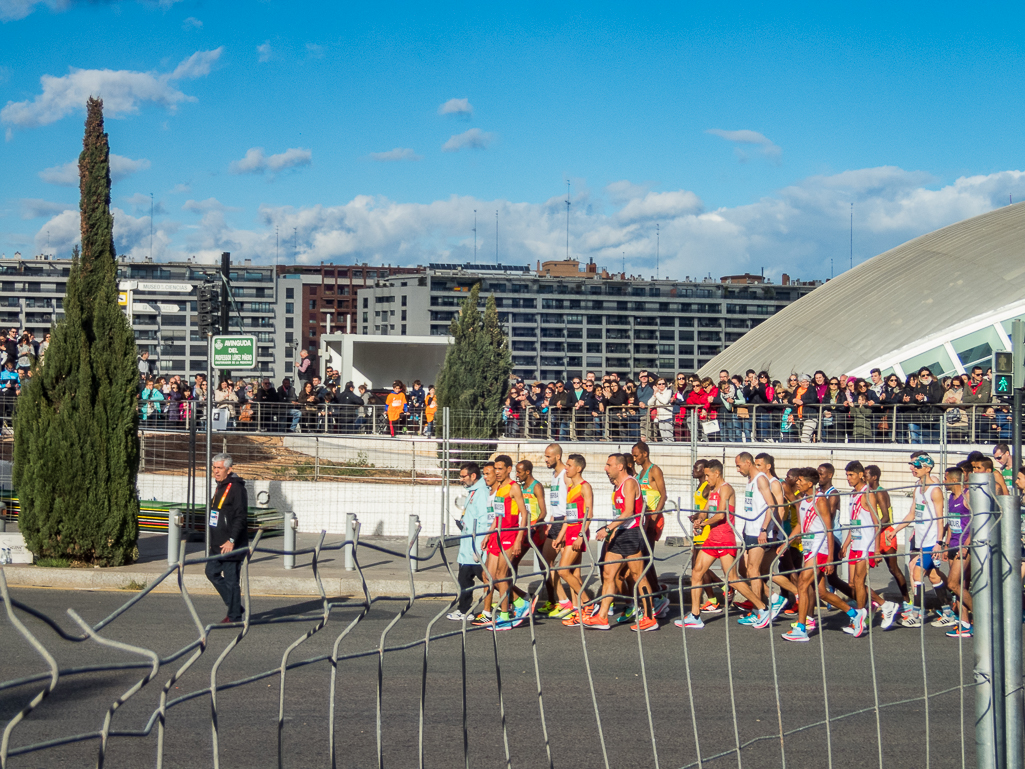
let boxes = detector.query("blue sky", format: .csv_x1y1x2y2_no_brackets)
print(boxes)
2,1,1024,281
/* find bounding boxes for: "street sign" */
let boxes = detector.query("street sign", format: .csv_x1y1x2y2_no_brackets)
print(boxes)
211,335,257,369
137,282,194,293
993,351,1013,396
118,291,128,306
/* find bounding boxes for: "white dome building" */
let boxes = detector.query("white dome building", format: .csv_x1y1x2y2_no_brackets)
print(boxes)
702,201,1025,381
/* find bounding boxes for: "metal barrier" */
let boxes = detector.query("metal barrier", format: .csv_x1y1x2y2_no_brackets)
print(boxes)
1,476,1017,768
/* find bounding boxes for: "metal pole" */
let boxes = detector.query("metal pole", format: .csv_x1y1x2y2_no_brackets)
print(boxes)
167,508,182,566
220,251,231,381
1000,492,1024,768
283,512,297,570
970,472,999,769
204,333,213,556
443,407,451,537
344,512,356,571
1013,319,1023,479
409,514,420,573
1014,388,1022,494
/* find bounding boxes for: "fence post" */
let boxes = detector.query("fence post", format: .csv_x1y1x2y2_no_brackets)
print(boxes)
139,432,146,473
442,407,450,538
167,508,182,566
999,492,1024,767
891,405,898,443
344,512,356,571
314,437,320,481
970,471,1002,769
409,513,420,573
283,512,297,569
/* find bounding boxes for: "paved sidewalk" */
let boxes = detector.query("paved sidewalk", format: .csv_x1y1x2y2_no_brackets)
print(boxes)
1,528,691,598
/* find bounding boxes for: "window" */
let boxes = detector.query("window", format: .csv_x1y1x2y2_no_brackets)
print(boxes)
566,328,582,339
401,324,406,335
286,287,295,299
401,310,407,321
952,326,1003,372
401,295,407,307
309,329,316,338
285,302,294,314
363,312,369,322
309,300,316,310
362,297,368,308
587,328,602,339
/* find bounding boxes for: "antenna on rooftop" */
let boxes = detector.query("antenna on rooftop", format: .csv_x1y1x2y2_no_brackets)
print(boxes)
149,192,154,258
656,223,659,280
473,210,477,264
495,210,498,264
565,180,571,260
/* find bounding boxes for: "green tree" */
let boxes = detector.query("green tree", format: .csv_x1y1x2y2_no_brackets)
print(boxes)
13,97,140,566
435,283,512,439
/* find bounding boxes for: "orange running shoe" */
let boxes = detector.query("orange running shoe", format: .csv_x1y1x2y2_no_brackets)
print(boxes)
630,616,659,632
582,613,611,630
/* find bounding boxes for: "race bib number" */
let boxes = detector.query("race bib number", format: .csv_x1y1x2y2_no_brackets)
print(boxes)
486,502,496,524
549,485,561,509
915,503,925,522
209,509,219,528
851,519,861,527
744,490,753,513
948,517,963,534
802,533,814,542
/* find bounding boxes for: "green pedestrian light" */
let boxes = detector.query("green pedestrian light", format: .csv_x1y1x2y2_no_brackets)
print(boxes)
992,350,1013,395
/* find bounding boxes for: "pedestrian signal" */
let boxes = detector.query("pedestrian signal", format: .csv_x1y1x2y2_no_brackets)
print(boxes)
992,351,1013,395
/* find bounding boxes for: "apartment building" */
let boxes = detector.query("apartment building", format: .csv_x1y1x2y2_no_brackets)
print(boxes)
357,260,820,380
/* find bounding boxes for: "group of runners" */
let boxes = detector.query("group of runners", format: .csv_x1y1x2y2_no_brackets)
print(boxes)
450,438,1023,642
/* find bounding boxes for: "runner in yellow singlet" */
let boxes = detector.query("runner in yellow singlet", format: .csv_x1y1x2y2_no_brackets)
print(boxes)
631,442,670,619
516,459,548,555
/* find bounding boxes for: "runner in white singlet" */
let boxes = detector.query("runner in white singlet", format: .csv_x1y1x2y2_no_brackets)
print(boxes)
541,443,572,616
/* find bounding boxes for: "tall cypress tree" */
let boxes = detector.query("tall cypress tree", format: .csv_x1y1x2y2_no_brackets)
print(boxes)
14,97,140,566
435,283,511,440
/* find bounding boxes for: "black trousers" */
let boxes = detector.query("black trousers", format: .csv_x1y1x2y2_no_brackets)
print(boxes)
457,563,484,614
206,557,244,621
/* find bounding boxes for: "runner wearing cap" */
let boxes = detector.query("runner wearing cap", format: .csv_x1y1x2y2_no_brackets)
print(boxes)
892,452,953,629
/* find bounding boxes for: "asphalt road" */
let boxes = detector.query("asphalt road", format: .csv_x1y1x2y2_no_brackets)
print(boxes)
0,586,987,769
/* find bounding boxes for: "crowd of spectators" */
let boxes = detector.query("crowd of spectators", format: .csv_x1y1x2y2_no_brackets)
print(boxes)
134,355,439,436
500,364,1011,445
0,327,50,427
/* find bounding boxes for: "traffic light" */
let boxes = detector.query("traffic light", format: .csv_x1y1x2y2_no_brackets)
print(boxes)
197,281,221,335
992,351,1013,396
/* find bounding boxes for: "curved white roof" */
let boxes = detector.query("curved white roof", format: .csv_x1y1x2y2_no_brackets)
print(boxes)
702,201,1025,379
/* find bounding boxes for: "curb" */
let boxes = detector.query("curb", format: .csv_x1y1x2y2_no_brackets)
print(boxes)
2,566,458,598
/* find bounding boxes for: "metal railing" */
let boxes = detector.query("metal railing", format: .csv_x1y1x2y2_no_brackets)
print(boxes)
1,477,1017,767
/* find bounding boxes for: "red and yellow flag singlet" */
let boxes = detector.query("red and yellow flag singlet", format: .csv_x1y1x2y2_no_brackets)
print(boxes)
493,481,521,532
566,481,590,522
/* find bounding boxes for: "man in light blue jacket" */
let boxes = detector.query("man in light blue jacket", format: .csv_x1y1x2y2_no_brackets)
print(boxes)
449,461,495,621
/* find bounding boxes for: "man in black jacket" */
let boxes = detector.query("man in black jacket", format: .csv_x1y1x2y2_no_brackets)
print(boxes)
337,381,365,433
205,454,249,623
913,367,943,443
253,378,280,432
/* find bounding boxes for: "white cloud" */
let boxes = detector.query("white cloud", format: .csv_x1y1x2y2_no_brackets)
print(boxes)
1,47,222,130
605,180,651,203
706,128,782,163
123,192,165,215
442,128,494,152
305,42,324,58
229,147,312,175
169,182,190,194
369,147,421,162
182,16,202,29
19,198,72,219
616,190,703,224
20,165,1025,285
257,41,272,63
438,98,473,117
182,197,239,213
0,0,68,23
38,153,150,185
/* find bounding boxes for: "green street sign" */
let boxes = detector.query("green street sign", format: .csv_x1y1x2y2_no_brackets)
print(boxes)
212,335,257,369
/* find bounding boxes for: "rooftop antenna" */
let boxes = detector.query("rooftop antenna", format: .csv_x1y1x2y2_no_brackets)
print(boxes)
655,223,659,280
495,210,498,264
565,180,571,260
293,227,297,261
275,225,279,266
473,209,477,264
850,202,853,270
149,192,154,258
622,251,625,275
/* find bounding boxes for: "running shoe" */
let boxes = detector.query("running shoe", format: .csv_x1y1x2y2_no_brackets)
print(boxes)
487,612,514,631
930,613,960,628
782,625,810,642
446,611,470,622
582,613,611,630
901,612,923,629
674,614,705,629
653,596,671,618
733,599,755,612
782,606,798,617
851,608,868,637
630,616,659,632
470,611,493,626
750,608,773,629
880,601,899,630
547,602,574,619
615,606,637,625
769,593,788,620
536,601,556,615
562,612,583,627
699,598,723,615
737,612,759,626
946,623,973,638
806,617,818,632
